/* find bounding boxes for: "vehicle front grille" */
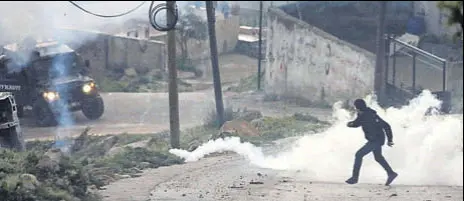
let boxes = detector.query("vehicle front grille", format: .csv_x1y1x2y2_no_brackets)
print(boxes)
55,82,84,102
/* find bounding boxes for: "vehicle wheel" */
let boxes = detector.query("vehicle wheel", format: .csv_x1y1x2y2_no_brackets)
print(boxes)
10,128,25,151
32,99,58,127
0,127,25,151
81,95,104,120
17,105,24,118
0,130,12,149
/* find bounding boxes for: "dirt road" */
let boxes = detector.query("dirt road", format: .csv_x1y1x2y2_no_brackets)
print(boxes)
96,92,462,201
101,152,463,201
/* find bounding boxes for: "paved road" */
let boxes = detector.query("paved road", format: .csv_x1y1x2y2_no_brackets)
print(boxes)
21,92,216,140
21,91,334,140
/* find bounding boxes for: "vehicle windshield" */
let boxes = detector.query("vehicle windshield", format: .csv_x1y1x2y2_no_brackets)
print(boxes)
32,53,83,80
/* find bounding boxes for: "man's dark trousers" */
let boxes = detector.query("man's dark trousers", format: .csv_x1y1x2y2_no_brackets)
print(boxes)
352,141,395,179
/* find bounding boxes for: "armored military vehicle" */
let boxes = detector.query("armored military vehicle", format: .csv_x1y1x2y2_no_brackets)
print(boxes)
0,92,25,151
0,39,104,127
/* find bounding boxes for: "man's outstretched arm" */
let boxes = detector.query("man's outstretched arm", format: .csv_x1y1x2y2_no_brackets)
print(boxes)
378,117,393,143
347,115,362,128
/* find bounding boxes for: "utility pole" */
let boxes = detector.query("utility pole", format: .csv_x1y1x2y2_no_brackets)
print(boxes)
374,1,387,105
257,0,263,91
206,1,225,127
167,1,180,148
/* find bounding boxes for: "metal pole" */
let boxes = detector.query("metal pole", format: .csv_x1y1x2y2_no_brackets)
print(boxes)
412,52,416,94
206,1,225,127
442,62,447,91
374,1,387,103
166,1,180,148
257,1,263,91
384,34,390,85
392,41,396,86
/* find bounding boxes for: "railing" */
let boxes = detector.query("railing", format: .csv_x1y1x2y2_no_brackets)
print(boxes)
385,35,448,94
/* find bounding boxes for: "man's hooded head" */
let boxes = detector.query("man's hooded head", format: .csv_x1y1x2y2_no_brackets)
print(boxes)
354,99,367,111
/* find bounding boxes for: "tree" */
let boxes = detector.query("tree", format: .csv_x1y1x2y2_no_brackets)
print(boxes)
175,9,208,65
437,1,463,39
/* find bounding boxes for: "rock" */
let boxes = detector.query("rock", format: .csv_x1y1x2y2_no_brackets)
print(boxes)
36,148,63,172
249,181,264,185
124,68,138,77
107,147,124,157
125,139,150,148
139,162,151,169
220,120,260,137
236,109,263,122
130,173,143,178
96,136,120,155
137,85,151,92
107,139,150,156
187,140,202,151
71,127,91,153
19,174,39,190
114,174,131,180
250,118,265,129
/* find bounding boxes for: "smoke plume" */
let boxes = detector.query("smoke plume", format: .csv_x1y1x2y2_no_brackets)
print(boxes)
170,90,464,186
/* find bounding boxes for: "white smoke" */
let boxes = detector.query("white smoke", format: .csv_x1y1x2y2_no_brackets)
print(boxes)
170,90,463,186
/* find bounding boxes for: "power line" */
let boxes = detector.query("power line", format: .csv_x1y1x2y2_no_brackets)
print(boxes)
148,1,178,32
68,1,146,18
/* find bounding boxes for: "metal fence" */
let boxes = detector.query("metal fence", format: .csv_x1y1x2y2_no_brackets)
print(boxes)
385,35,448,94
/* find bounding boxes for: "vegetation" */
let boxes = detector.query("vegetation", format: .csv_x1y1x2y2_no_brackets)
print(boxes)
0,107,331,201
226,71,265,93
176,7,208,76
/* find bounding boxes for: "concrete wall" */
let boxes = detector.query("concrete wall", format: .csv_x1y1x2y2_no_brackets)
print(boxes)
56,29,166,81
151,15,240,60
265,7,376,105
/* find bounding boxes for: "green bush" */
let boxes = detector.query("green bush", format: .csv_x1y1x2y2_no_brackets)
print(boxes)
0,149,100,201
203,106,236,128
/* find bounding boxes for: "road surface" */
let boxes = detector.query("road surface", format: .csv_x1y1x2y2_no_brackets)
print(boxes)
21,92,214,140
100,148,463,201
21,90,333,140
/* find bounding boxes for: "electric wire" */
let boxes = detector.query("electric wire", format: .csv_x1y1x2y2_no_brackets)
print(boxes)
148,1,178,32
68,1,146,18
68,1,178,32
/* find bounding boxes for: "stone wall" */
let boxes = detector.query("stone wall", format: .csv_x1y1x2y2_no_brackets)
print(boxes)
56,29,166,82
151,15,240,60
265,7,376,105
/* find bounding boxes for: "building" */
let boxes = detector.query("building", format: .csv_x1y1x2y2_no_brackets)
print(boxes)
413,1,461,36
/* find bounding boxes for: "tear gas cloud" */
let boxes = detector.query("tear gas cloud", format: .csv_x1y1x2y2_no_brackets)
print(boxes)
170,90,464,186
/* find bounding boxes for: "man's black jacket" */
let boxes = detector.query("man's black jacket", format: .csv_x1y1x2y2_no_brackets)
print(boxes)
347,107,393,145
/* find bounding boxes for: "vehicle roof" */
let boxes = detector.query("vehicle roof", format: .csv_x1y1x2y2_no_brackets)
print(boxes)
3,41,75,58
0,92,13,101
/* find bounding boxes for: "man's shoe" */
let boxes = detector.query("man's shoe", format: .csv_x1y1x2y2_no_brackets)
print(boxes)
385,172,398,186
345,177,358,185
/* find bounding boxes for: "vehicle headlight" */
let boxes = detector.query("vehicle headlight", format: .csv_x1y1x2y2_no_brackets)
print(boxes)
43,91,59,102
82,82,95,94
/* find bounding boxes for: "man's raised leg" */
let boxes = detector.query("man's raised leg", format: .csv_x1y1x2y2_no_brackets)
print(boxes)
346,142,375,184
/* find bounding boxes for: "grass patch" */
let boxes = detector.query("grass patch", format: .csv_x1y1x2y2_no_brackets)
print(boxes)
227,72,265,93
243,115,330,145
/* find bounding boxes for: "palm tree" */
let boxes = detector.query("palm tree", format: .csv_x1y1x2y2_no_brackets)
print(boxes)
437,1,463,38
